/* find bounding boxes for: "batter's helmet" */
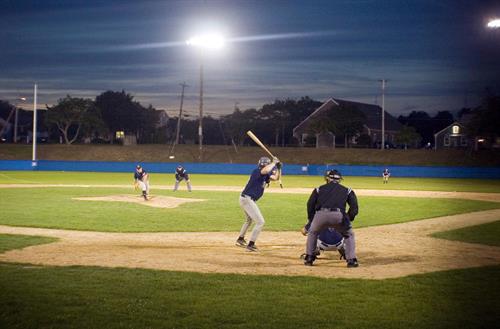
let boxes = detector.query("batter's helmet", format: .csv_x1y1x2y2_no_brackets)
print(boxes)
136,164,142,170
325,169,342,181
176,165,184,173
258,157,271,168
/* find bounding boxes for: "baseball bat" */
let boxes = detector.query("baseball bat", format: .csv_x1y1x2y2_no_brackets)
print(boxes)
246,131,275,158
246,130,284,188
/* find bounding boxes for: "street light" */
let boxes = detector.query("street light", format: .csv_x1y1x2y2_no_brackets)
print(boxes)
487,18,500,29
186,33,225,160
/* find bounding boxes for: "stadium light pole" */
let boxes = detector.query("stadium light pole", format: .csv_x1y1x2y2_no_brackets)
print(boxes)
186,34,225,161
32,84,38,167
379,79,387,150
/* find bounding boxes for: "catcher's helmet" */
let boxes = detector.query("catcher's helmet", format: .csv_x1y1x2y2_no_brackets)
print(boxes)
325,169,342,181
258,156,271,168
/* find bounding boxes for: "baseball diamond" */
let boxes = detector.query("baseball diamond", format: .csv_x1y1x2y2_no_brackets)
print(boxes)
0,181,499,279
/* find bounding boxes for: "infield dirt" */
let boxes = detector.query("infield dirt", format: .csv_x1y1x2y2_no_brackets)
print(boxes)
0,186,499,279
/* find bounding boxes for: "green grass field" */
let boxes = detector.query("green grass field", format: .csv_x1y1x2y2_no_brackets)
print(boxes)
1,172,499,328
0,187,498,232
0,234,58,253
433,220,500,247
0,263,498,329
2,171,500,192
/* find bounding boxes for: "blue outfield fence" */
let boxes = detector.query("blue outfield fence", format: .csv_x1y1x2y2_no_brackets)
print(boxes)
0,159,500,179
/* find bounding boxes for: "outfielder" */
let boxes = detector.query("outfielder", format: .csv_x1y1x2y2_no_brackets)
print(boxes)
303,169,359,267
236,156,281,252
383,168,390,184
134,164,150,201
173,165,192,192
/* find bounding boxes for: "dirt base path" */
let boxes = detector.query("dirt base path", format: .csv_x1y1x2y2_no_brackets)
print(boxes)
1,208,499,279
1,184,500,279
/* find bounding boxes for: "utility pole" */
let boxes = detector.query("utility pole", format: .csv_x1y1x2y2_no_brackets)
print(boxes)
198,61,204,161
175,82,188,145
379,79,387,150
32,84,38,166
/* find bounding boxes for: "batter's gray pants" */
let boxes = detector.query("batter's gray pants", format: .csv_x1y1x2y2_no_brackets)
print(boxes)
306,209,356,260
238,195,265,243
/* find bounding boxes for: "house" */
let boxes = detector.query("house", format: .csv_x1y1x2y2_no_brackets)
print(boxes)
433,121,469,150
292,98,403,148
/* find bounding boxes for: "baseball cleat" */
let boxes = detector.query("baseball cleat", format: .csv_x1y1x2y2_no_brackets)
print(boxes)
235,237,247,247
303,254,315,266
347,258,359,268
246,242,258,252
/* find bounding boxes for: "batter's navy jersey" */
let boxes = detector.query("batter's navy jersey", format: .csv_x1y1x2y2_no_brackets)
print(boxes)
241,168,272,201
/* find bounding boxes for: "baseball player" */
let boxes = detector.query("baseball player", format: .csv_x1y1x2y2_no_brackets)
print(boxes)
383,168,390,184
134,164,150,201
303,169,359,267
236,156,281,252
173,165,192,192
301,227,346,260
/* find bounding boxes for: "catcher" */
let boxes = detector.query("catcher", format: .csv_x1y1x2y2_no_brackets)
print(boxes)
301,226,346,261
134,164,150,201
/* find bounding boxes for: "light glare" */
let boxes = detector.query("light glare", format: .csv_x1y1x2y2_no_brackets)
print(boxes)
186,34,225,49
487,18,500,28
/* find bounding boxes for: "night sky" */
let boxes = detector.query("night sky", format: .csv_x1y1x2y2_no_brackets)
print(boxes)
1,0,499,117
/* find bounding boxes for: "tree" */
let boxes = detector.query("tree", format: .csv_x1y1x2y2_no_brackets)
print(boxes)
465,92,500,150
432,111,454,133
398,111,433,146
45,96,99,144
394,125,422,149
95,90,142,141
329,103,366,148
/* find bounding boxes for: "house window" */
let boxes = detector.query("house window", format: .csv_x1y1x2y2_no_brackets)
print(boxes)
444,134,450,146
115,131,125,139
452,125,460,134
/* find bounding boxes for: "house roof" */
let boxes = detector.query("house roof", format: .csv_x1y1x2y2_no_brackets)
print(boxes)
293,98,403,136
433,121,466,137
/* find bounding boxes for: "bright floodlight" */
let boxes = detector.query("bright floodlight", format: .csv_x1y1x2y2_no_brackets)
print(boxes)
487,18,500,28
186,34,225,49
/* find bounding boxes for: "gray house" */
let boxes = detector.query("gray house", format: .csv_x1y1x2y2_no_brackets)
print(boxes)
433,121,469,149
293,98,402,148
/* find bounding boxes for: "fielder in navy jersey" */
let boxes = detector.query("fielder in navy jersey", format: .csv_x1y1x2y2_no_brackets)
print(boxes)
236,156,281,252
173,165,192,192
134,165,150,200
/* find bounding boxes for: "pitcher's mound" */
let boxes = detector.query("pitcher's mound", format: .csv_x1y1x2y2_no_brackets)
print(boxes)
74,195,206,208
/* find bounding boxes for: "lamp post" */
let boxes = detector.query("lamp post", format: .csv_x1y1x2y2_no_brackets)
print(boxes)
379,79,387,150
32,84,37,167
186,34,225,161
